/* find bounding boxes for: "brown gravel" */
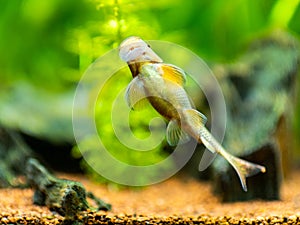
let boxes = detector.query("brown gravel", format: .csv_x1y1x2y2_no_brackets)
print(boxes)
1,171,300,224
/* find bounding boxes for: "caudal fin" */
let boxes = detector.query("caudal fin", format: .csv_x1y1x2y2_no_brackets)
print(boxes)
182,109,266,191
198,126,266,192
222,152,266,192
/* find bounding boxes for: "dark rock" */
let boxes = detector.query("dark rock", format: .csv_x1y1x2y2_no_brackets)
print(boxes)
211,31,299,201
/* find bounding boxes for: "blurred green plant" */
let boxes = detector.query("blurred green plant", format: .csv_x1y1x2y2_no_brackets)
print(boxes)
0,0,95,88
0,0,299,180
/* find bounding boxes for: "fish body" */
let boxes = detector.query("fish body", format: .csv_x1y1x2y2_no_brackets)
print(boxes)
119,36,266,191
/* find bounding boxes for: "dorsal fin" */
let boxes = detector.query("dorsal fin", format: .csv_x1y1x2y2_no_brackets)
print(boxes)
160,64,187,86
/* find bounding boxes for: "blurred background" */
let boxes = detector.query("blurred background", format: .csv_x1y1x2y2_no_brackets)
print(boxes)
0,0,299,183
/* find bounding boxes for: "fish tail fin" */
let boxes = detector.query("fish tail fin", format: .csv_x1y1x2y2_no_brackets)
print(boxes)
198,126,266,192
220,151,266,191
182,109,266,191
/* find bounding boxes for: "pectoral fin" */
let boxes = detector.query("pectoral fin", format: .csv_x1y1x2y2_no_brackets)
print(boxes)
125,77,148,110
166,120,190,146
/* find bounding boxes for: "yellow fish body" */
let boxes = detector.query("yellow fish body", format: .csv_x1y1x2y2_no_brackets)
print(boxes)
119,36,266,191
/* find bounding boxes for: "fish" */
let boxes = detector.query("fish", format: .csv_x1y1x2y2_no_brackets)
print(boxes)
119,36,266,191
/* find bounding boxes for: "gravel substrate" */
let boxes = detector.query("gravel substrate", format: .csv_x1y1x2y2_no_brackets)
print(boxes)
0,171,300,224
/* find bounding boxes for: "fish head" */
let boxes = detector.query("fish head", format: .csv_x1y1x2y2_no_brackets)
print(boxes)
119,36,163,64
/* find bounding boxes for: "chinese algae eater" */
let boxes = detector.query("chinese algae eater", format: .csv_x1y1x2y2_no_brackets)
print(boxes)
119,36,266,191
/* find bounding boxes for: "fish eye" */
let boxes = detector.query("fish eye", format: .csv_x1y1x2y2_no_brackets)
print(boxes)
147,44,151,48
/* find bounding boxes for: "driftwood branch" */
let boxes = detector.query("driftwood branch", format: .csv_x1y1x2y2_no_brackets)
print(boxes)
26,158,111,221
